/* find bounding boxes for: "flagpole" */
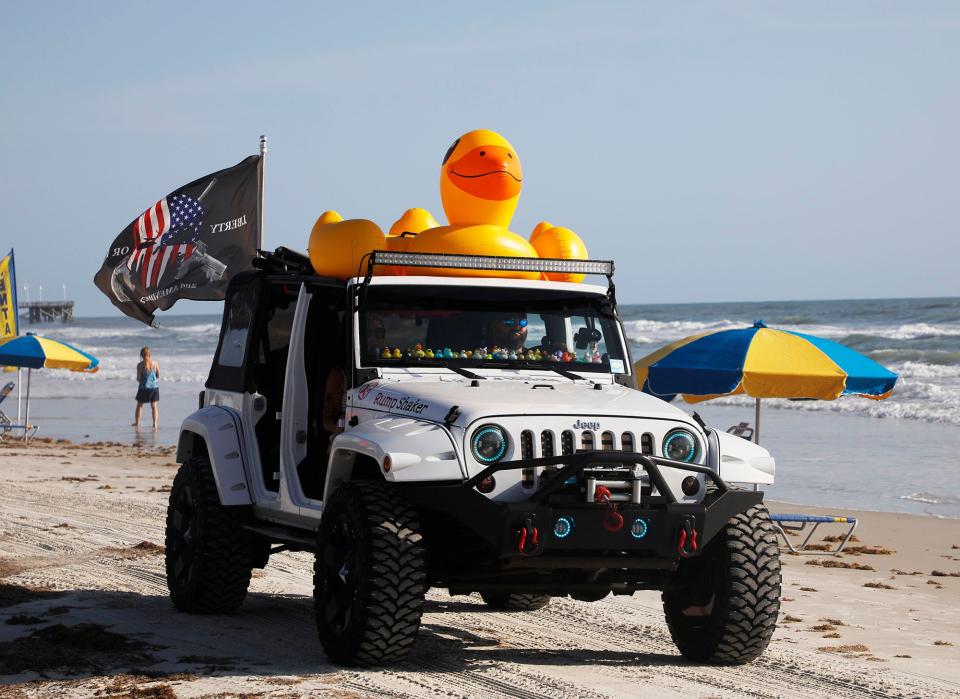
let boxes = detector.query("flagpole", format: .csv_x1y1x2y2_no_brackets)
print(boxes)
258,134,267,252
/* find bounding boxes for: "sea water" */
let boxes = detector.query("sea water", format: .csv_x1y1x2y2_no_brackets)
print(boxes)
10,296,959,517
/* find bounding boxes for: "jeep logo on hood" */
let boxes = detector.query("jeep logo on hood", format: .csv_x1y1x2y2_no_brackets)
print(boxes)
573,419,601,431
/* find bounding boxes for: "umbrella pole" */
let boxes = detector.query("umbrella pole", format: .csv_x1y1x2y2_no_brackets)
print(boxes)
17,368,22,423
23,368,31,442
754,398,761,445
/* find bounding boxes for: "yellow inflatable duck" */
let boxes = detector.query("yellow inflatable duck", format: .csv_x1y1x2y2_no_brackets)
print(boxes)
384,207,440,275
307,129,588,281
307,210,385,279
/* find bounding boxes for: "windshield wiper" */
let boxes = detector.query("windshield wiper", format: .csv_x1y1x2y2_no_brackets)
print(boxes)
447,365,484,380
551,367,583,382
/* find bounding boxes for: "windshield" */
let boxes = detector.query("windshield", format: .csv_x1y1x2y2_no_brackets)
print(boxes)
359,284,627,374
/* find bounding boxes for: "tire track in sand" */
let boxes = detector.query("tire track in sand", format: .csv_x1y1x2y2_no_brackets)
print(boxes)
2,473,957,698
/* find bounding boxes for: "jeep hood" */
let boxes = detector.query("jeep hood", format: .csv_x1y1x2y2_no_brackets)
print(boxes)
353,376,698,429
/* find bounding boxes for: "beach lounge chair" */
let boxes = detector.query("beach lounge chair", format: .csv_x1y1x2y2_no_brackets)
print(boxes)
768,513,858,555
0,381,38,441
726,421,754,441
724,419,857,555
0,381,14,425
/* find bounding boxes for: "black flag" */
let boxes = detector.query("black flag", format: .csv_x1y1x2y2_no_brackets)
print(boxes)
94,155,262,325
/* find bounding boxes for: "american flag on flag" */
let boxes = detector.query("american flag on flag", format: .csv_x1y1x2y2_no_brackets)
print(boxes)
127,193,205,288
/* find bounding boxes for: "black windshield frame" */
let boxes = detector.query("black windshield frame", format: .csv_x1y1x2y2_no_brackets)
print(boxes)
357,284,628,375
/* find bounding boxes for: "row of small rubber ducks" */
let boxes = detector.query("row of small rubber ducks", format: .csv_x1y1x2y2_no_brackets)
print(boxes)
376,346,605,363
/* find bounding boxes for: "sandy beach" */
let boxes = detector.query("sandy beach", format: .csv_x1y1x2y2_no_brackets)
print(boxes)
1,439,958,698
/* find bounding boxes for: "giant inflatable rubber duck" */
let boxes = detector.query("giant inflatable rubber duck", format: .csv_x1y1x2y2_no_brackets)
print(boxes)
403,130,538,278
308,129,589,281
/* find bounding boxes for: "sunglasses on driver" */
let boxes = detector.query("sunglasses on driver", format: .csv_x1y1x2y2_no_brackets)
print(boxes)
500,318,528,328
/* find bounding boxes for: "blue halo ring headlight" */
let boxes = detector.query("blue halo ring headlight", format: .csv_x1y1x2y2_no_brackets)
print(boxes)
553,515,574,539
630,517,649,540
662,428,700,463
471,424,508,463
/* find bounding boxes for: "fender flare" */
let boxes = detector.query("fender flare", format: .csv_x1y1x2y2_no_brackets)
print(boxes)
324,417,465,497
713,430,776,485
177,406,253,505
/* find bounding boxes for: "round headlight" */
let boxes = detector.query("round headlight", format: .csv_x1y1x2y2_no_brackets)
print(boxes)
471,424,508,463
663,428,699,463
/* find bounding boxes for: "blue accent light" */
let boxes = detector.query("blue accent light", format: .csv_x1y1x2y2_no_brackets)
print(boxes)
663,430,698,463
471,425,508,463
553,515,574,539
630,517,649,540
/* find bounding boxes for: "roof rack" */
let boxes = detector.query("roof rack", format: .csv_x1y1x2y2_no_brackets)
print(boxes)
253,247,313,275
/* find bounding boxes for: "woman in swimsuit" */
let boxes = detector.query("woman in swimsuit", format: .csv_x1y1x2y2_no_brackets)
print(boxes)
134,346,160,430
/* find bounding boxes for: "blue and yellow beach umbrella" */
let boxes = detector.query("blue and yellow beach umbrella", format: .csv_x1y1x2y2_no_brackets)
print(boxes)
0,333,99,372
635,322,897,441
0,333,99,439
636,321,896,401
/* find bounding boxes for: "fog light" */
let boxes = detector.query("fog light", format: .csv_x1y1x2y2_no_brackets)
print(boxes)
553,515,574,539
681,476,700,496
476,475,496,494
630,517,649,540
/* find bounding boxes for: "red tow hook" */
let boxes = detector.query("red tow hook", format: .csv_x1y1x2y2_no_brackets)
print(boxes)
517,516,540,556
595,485,625,533
677,518,699,558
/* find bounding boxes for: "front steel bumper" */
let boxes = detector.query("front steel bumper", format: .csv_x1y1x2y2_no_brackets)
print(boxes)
401,450,762,569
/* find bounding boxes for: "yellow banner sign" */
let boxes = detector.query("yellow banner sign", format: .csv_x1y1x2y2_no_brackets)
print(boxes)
0,249,19,341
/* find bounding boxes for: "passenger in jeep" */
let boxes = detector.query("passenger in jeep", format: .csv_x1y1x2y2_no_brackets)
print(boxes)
364,314,389,361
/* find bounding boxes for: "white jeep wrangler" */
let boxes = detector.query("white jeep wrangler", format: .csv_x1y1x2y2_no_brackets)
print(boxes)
165,249,781,666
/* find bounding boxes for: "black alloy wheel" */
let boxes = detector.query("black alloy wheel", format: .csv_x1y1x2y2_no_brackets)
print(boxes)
314,481,426,666
318,512,360,634
165,456,258,613
662,503,781,664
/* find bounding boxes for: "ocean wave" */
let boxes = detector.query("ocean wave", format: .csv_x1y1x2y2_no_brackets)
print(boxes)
698,376,960,427
167,323,221,334
622,315,960,345
620,317,960,348
870,349,960,365
850,323,960,341
900,492,960,506
895,361,960,379
623,319,750,348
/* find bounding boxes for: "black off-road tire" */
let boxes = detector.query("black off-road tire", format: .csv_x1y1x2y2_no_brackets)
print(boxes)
662,503,781,664
314,481,426,666
165,456,258,613
480,592,551,611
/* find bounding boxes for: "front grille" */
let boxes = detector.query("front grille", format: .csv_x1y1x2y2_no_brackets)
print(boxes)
520,430,535,488
641,433,653,454
540,431,555,458
520,430,534,459
581,431,594,451
601,431,615,450
560,430,575,455
621,432,634,452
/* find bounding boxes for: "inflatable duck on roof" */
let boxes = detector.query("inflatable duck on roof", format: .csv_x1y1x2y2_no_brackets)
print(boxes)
308,129,588,282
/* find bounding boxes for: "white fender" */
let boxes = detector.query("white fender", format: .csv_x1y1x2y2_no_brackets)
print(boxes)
177,405,253,505
325,416,465,496
715,431,775,484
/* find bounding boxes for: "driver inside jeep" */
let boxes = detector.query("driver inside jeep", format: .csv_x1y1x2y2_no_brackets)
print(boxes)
489,312,528,351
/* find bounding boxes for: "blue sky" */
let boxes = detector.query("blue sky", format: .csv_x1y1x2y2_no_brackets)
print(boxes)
2,2,957,317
